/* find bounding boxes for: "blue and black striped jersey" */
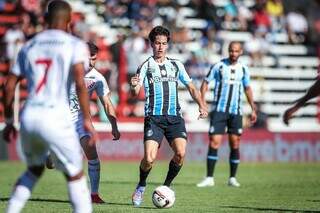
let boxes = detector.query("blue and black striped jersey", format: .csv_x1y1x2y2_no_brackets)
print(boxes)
137,56,192,116
205,58,250,115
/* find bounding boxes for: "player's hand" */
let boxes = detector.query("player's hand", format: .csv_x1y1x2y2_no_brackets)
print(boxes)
250,110,257,124
283,106,299,125
198,107,208,119
130,74,140,88
3,123,17,143
83,120,98,146
112,128,120,141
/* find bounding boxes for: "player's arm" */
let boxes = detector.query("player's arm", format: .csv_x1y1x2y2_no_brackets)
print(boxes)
244,86,257,124
73,63,97,143
200,80,209,110
130,74,141,97
3,73,20,142
186,82,208,119
283,78,320,125
242,66,257,124
98,94,120,140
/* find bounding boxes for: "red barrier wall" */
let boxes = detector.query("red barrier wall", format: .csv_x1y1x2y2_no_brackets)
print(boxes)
8,129,320,162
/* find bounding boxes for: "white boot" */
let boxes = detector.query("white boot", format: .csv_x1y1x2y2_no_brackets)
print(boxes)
228,177,240,187
196,177,214,187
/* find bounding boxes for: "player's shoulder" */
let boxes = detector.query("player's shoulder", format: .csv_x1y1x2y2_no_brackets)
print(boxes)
166,57,183,67
86,68,104,80
138,56,153,70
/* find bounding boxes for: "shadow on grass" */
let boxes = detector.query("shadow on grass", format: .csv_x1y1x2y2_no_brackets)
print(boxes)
221,205,320,212
307,199,320,203
102,180,195,187
0,197,69,203
0,197,155,209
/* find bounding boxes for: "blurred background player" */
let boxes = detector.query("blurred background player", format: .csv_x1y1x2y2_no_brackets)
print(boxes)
283,78,320,125
197,41,257,188
2,1,96,212
68,41,120,203
130,26,208,207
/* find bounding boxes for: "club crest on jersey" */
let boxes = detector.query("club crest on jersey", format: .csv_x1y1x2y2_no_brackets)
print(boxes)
146,129,153,137
161,69,167,76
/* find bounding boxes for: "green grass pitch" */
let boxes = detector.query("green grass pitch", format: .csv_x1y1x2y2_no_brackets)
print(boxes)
0,161,319,212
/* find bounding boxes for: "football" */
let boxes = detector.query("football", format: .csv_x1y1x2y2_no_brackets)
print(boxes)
152,185,175,208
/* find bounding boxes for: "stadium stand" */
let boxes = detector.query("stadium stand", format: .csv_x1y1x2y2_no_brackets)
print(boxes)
0,0,319,131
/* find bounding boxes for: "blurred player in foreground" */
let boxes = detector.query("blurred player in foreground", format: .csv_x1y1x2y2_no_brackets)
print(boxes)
130,26,208,207
68,42,120,203
283,78,320,124
197,41,257,188
3,1,96,212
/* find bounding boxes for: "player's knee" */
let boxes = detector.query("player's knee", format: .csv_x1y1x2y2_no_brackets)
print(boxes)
28,165,45,177
174,150,185,163
210,140,220,149
144,156,155,166
65,171,84,181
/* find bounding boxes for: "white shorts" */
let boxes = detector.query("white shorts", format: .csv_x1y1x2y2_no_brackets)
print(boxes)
20,106,83,177
74,112,91,140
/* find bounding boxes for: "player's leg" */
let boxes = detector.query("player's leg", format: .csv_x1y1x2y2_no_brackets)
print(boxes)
7,166,45,213
197,112,226,187
163,115,188,187
227,114,242,187
163,137,186,187
80,135,104,203
6,122,46,213
132,140,159,207
46,117,92,212
132,116,163,207
227,134,241,187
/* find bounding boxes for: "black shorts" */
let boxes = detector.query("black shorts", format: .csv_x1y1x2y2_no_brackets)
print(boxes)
209,111,243,135
144,115,187,145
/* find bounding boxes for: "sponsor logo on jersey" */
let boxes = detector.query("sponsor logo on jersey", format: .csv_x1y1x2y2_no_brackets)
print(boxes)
153,76,177,83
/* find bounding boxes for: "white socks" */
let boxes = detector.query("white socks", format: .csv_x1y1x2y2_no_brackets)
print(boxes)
88,159,100,194
6,185,31,213
6,171,38,213
67,176,92,213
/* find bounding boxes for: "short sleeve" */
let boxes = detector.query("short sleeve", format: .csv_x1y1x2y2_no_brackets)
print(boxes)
71,40,89,71
176,61,192,86
242,66,250,87
11,47,25,77
204,63,218,83
136,60,148,86
95,74,110,97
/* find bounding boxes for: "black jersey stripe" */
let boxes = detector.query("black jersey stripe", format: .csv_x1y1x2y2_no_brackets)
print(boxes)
146,61,154,115
170,60,180,115
215,65,223,110
226,69,236,112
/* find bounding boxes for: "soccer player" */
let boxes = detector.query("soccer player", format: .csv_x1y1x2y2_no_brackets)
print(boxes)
130,26,208,207
196,41,257,188
283,78,320,125
3,1,96,212
69,42,120,203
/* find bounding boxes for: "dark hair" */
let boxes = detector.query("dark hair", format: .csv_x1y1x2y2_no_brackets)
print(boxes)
87,42,99,56
148,26,170,43
46,0,71,23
